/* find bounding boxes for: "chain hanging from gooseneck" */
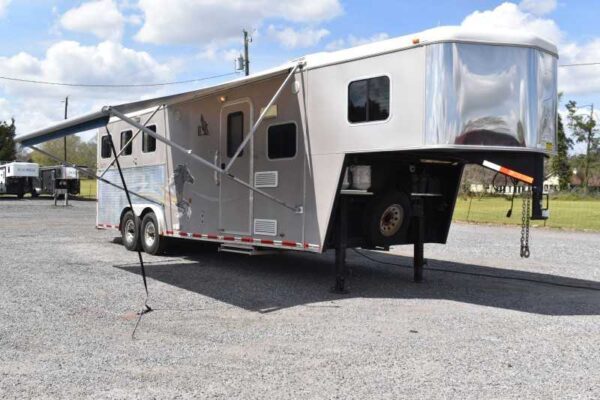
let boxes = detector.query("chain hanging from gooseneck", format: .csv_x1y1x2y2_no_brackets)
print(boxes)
520,187,531,258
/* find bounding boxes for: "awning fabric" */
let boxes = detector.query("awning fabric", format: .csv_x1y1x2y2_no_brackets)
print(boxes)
14,64,292,147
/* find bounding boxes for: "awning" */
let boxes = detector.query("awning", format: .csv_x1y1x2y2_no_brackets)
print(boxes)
16,110,110,147
15,64,292,147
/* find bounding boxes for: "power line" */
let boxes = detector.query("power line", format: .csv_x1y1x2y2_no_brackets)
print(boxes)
559,62,600,67
0,71,239,88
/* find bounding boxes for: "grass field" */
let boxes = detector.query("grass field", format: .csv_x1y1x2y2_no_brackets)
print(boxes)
75,179,599,231
78,179,97,199
453,196,600,231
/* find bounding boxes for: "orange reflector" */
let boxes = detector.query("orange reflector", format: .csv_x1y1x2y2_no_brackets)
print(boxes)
412,38,420,44
482,160,534,185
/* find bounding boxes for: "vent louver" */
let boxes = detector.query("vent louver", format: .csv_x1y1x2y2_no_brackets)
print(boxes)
254,171,278,188
254,219,277,236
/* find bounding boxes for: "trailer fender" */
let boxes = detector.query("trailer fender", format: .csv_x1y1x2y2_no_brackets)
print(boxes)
130,204,167,234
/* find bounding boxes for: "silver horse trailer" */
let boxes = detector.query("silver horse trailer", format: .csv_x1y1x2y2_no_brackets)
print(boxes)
38,165,81,196
16,27,558,290
0,162,39,198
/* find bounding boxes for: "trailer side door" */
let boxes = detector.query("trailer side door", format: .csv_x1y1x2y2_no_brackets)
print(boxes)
219,100,253,235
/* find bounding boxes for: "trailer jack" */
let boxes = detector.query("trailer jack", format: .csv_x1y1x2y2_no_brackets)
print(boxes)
332,195,349,293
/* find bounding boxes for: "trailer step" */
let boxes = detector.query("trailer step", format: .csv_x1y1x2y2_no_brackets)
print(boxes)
218,243,277,256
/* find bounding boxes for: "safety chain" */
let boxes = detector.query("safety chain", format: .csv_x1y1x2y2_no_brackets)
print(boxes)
520,188,531,258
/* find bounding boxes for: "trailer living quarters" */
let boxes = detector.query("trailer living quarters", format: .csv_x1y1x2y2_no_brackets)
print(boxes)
15,27,558,290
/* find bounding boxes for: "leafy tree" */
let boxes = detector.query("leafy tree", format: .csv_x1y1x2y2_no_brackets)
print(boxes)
31,135,97,172
566,100,599,192
550,113,573,190
0,119,17,162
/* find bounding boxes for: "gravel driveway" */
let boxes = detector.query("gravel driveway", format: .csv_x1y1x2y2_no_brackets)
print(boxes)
1,198,599,399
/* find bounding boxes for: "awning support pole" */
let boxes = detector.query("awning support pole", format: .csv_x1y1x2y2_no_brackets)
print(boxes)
106,131,152,338
98,105,163,179
107,107,302,213
28,145,161,206
224,62,303,173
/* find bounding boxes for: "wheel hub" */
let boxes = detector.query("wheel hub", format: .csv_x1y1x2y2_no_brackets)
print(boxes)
144,221,156,248
379,204,404,237
124,219,136,244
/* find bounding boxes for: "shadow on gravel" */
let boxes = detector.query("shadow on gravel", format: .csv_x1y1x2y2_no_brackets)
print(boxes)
115,240,600,316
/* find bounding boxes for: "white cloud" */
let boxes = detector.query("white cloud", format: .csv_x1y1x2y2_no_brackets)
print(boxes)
0,41,175,135
198,45,239,63
60,0,125,41
461,2,600,96
135,0,342,45
519,0,557,15
461,2,562,43
0,0,10,18
268,26,330,49
325,33,389,51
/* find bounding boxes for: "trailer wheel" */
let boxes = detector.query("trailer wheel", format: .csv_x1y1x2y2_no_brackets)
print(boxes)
141,212,166,255
121,211,141,251
364,191,411,246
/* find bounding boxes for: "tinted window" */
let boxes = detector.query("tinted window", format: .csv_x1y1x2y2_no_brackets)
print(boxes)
268,123,296,159
143,125,157,153
120,130,133,156
227,112,244,158
348,76,390,123
101,135,111,159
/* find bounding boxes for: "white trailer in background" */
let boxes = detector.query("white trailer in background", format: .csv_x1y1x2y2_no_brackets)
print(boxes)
15,27,558,290
0,162,39,198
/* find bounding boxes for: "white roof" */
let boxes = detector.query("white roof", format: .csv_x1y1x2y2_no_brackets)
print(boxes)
302,26,558,69
16,26,557,147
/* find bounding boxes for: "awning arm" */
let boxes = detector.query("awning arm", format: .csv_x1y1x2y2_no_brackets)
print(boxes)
98,105,163,180
107,107,303,213
224,62,303,173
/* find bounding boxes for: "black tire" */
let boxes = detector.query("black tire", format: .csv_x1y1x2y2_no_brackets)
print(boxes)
16,191,24,199
121,211,141,251
364,191,411,247
140,212,166,255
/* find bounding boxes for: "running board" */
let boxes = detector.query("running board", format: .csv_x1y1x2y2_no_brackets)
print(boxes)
218,243,277,256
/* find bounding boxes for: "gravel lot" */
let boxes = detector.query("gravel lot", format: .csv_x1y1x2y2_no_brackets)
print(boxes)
1,198,599,399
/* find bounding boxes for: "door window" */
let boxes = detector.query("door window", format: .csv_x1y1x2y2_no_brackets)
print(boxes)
227,111,244,158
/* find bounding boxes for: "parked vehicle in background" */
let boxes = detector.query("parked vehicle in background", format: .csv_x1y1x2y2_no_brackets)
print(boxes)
37,165,80,196
0,162,39,198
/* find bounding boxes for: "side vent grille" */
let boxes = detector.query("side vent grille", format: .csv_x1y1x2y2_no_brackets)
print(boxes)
254,219,277,236
254,171,278,188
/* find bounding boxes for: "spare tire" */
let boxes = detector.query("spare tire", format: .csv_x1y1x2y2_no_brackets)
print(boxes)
364,191,411,247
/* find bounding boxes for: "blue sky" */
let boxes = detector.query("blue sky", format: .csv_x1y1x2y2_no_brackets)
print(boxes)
0,0,598,144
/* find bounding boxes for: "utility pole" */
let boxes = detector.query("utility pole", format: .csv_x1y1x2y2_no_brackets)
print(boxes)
584,103,594,193
63,96,69,162
243,29,251,76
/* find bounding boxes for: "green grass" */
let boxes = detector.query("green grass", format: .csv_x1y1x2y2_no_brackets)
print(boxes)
453,196,600,231
79,179,97,199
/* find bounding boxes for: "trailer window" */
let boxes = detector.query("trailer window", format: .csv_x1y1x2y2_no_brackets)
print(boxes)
101,135,111,159
143,125,157,153
120,130,133,156
348,76,390,123
227,111,244,158
268,123,296,159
